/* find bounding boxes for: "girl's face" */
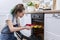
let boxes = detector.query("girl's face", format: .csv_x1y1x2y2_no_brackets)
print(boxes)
17,10,25,18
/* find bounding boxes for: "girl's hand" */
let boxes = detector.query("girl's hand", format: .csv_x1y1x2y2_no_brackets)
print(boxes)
25,26,31,30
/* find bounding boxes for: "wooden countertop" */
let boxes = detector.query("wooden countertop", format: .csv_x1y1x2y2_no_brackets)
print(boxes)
25,10,60,14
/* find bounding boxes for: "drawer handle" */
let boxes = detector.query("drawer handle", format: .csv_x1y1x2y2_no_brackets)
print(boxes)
53,14,60,19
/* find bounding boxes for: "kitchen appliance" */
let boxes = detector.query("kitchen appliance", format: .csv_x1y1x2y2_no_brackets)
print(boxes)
31,14,44,40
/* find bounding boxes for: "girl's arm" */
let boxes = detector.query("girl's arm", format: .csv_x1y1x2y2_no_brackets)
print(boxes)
6,20,30,32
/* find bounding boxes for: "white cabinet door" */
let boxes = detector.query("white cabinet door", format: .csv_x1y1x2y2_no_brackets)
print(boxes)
45,14,60,40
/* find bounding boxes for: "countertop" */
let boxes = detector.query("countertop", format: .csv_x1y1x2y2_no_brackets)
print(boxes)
25,10,60,14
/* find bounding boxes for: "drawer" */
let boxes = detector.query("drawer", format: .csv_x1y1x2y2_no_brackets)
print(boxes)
45,14,60,18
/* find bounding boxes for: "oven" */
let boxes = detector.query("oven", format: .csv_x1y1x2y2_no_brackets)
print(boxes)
31,14,44,40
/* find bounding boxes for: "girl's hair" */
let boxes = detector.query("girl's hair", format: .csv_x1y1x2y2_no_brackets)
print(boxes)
11,4,25,16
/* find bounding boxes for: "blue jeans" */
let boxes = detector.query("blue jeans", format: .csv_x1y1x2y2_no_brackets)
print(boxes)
1,33,17,40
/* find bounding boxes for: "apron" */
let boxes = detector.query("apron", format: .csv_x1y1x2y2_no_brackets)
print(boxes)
1,16,18,40
1,24,18,40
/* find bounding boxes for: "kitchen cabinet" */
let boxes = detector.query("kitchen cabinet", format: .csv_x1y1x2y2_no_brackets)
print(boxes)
45,14,60,40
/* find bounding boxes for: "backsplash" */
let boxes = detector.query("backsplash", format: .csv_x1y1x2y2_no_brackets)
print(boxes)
23,0,53,10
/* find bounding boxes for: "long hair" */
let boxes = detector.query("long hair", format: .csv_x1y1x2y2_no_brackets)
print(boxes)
11,4,25,16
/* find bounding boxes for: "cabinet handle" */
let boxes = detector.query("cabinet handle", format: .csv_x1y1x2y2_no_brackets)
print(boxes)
53,14,60,19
